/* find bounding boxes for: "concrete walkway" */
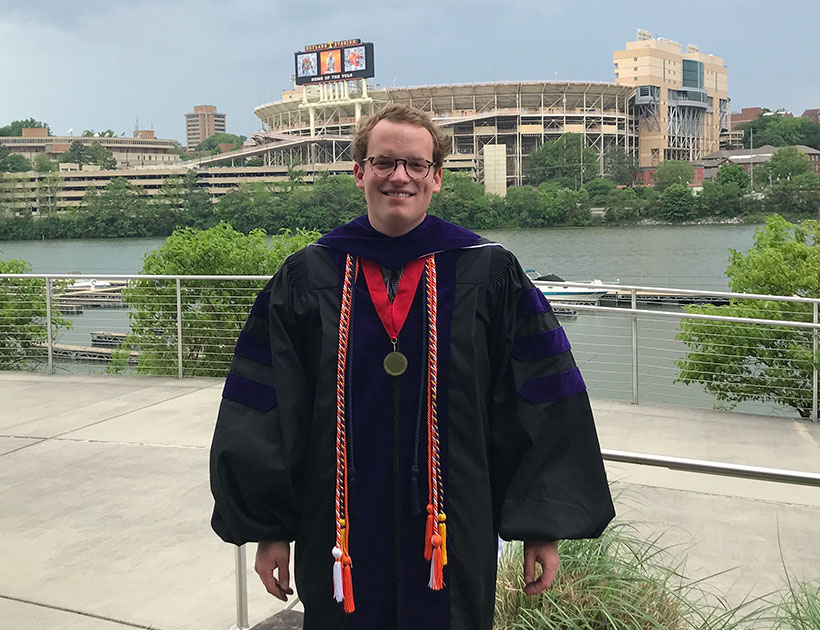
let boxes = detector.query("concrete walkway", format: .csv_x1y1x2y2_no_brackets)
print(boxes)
1,372,819,630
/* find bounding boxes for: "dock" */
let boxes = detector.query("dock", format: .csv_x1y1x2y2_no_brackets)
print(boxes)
38,343,139,363
600,290,730,306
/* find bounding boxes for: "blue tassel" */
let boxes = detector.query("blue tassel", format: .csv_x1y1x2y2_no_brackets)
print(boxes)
410,464,422,516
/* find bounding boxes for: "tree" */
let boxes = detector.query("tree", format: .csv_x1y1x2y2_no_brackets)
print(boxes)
0,257,70,369
0,148,31,173
655,183,696,222
428,171,493,227
603,187,644,223
583,177,616,205
0,118,50,136
653,160,694,191
602,145,638,185
32,153,57,173
714,163,749,190
737,112,820,151
86,141,117,169
196,133,247,152
526,134,599,189
676,215,820,417
118,223,319,376
762,147,813,182
75,177,151,237
81,129,116,138
763,171,820,219
59,140,90,167
698,180,753,218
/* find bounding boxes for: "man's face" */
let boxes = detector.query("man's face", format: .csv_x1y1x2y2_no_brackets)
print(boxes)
354,119,442,237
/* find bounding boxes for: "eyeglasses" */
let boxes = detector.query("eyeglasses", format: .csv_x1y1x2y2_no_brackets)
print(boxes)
363,156,436,180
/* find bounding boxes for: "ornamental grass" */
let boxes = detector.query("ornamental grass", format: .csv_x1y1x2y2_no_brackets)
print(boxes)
493,521,767,630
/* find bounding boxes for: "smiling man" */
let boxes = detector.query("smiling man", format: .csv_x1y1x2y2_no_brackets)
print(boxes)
210,104,614,630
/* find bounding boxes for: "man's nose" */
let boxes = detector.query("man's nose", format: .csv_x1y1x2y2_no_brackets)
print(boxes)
389,161,411,181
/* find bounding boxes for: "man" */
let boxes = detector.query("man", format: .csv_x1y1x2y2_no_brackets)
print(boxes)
210,104,614,629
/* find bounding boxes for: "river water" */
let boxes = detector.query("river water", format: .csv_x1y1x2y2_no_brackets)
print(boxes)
3,224,790,416
0,224,758,287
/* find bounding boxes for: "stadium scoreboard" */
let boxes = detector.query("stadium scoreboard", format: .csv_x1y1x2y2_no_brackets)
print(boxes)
294,39,375,85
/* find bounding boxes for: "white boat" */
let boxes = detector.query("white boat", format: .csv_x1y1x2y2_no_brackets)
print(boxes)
67,278,113,290
529,273,609,303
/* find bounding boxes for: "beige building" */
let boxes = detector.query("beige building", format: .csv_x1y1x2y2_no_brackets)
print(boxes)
239,79,638,191
614,30,729,167
185,105,226,149
0,128,181,168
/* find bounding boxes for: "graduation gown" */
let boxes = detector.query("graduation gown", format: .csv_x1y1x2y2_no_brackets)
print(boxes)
210,215,614,630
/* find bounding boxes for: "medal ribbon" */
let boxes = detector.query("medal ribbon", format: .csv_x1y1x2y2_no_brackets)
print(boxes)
361,257,426,340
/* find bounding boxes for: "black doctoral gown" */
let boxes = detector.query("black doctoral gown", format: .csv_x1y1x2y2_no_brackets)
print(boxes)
210,215,614,630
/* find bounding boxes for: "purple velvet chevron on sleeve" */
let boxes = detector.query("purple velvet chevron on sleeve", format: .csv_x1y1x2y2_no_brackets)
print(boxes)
519,367,586,404
234,331,272,366
222,372,277,411
512,328,571,361
516,287,551,317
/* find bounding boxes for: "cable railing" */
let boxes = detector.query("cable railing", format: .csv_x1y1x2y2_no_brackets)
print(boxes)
1,273,818,421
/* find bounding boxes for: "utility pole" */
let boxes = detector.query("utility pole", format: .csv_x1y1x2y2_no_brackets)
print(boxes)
750,127,755,189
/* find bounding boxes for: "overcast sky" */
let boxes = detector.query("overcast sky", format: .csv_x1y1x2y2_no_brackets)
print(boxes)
1,0,817,144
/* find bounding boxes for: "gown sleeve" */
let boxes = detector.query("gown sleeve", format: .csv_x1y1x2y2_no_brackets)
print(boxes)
209,254,313,545
487,248,615,542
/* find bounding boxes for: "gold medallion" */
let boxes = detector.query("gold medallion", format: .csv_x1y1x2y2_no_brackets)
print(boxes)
383,351,408,376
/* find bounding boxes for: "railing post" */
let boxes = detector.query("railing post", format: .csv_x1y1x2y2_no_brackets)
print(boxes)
233,544,250,630
45,277,54,375
631,288,638,404
813,301,818,423
176,278,183,379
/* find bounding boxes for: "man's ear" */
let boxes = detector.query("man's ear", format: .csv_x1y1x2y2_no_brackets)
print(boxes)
432,167,443,193
354,162,365,190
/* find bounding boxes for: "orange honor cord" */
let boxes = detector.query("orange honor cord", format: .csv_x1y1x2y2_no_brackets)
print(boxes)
333,254,358,612
424,256,445,590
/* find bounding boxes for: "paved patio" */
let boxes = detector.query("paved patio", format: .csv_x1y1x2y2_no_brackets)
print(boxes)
1,372,818,629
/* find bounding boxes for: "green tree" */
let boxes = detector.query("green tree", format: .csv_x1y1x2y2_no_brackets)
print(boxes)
75,177,152,237
602,145,638,185
428,171,493,227
653,160,694,191
504,186,545,227
86,141,117,169
32,153,57,173
603,187,644,223
0,257,70,369
120,223,319,376
763,172,820,219
0,148,31,173
196,133,247,152
59,140,90,167
655,183,696,222
762,146,813,182
676,215,820,417
526,133,599,189
698,180,754,218
81,129,116,138
714,163,749,190
0,118,50,136
583,177,616,205
737,112,820,150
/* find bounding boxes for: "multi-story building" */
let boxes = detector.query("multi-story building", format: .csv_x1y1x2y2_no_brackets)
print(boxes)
245,79,638,194
0,128,181,168
185,105,226,149
613,30,729,167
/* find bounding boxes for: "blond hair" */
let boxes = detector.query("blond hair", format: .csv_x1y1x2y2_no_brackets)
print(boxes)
351,104,451,166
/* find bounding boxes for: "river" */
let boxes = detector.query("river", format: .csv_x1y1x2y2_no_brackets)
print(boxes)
4,224,790,416
0,223,758,288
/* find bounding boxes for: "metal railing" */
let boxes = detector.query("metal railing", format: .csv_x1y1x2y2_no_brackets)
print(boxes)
0,273,818,421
